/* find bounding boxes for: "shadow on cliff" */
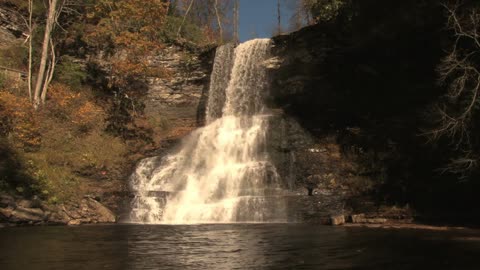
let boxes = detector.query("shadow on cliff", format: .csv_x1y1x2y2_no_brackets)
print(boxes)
0,139,37,197
270,0,480,223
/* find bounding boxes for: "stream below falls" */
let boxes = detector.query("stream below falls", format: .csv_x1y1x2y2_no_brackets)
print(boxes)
1,224,480,270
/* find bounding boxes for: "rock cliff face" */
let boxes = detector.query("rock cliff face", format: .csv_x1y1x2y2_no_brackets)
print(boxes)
264,26,366,198
266,9,479,223
0,6,26,46
142,45,215,147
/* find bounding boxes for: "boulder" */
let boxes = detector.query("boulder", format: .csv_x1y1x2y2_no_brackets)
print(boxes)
62,198,116,224
330,215,345,225
17,199,33,208
85,198,116,223
0,207,14,220
68,219,81,226
46,209,70,225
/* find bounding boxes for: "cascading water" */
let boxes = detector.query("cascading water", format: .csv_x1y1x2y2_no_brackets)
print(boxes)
129,39,285,224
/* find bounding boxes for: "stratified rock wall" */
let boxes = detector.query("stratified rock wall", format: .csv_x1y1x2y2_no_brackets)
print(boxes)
144,45,215,132
0,6,26,46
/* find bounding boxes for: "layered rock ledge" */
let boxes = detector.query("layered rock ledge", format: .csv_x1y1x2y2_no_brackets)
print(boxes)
0,193,116,226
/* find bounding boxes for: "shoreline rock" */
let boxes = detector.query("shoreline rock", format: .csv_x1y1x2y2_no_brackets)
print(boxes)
343,222,472,231
0,194,117,226
330,215,346,225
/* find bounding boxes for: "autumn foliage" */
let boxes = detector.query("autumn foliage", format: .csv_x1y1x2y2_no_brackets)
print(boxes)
46,83,104,131
0,91,40,150
85,0,170,88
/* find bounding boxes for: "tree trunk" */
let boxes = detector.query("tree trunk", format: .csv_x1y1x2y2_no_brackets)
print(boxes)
41,39,56,103
33,0,59,108
27,0,33,102
214,0,223,43
277,0,281,35
177,0,195,38
233,0,239,43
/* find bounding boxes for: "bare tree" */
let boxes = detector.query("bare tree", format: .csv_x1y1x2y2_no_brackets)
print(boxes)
27,0,34,102
277,0,282,35
177,0,195,38
33,0,61,108
40,38,56,103
233,0,239,43
214,0,223,42
426,2,480,177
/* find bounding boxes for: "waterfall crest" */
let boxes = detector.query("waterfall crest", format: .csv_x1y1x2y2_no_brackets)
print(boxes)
130,39,285,224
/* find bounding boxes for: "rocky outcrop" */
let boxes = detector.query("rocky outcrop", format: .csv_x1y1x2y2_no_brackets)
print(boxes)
265,8,454,219
141,45,215,146
0,193,116,226
0,6,26,46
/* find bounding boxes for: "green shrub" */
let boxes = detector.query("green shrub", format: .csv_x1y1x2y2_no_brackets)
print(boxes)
0,45,28,69
0,72,5,89
0,139,40,197
160,16,208,45
54,56,87,89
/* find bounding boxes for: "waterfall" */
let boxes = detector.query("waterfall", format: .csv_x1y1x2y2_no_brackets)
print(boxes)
129,39,285,224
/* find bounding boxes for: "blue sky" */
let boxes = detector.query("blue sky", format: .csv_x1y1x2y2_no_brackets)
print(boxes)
238,0,295,41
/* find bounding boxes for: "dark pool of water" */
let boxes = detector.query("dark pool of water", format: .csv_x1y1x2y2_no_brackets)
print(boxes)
1,224,479,270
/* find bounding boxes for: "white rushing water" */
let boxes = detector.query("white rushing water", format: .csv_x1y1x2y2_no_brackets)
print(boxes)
130,39,285,224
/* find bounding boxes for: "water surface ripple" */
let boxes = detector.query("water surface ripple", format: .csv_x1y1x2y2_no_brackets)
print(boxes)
1,224,480,270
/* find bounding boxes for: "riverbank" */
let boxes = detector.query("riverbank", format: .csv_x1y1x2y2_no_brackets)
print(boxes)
0,193,116,226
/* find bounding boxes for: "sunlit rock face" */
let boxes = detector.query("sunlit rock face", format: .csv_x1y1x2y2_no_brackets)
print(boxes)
130,39,287,224
141,45,214,145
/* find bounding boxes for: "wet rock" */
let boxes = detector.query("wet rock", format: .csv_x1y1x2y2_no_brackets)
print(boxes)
0,195,117,225
0,207,14,220
17,199,33,208
61,198,116,224
46,209,70,225
366,218,388,224
330,215,345,225
263,57,283,69
85,198,116,223
351,214,388,224
68,219,81,226
351,214,366,223
10,207,45,223
0,194,15,208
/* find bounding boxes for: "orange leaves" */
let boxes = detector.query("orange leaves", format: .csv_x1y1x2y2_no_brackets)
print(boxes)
85,0,170,90
48,83,81,108
87,0,168,50
0,91,41,150
72,101,103,127
46,83,104,131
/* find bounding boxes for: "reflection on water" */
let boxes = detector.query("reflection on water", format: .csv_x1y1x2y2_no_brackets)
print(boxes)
0,224,480,270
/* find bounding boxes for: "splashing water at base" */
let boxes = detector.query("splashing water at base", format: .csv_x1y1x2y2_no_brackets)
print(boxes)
130,39,286,224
